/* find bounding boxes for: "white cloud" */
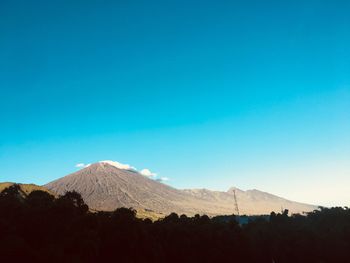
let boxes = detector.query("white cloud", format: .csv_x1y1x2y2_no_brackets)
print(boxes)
99,160,136,170
75,163,91,168
160,177,169,181
77,160,168,182
140,168,157,177
156,177,170,183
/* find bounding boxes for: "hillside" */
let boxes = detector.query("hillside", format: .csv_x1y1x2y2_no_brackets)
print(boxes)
0,182,52,196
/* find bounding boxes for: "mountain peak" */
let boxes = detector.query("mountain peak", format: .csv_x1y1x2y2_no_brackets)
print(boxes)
99,160,136,171
85,161,157,178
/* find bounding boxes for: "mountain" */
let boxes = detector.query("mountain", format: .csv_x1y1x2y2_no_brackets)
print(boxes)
184,187,315,215
45,162,317,216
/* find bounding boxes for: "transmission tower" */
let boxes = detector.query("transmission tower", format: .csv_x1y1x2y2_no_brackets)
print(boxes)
233,189,240,216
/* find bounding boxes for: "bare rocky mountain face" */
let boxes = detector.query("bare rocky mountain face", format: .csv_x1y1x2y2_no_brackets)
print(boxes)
45,162,316,216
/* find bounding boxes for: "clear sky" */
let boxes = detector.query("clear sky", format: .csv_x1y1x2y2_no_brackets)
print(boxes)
1,0,349,207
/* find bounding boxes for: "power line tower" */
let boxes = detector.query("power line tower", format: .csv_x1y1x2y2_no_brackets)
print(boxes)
233,189,240,216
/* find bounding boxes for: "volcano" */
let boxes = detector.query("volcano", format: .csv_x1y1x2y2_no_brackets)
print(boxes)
45,162,316,216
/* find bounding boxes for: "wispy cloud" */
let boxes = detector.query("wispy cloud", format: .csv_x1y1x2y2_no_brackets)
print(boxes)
156,177,170,183
76,160,169,182
75,163,91,168
140,168,157,177
100,160,167,181
99,160,136,170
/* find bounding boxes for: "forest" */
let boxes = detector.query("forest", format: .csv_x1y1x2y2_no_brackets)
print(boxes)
0,184,349,263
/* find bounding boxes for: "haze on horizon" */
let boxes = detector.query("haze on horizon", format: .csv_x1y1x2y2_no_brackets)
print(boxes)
0,0,349,208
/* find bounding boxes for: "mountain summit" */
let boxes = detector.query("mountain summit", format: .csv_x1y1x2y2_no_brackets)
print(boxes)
45,162,316,215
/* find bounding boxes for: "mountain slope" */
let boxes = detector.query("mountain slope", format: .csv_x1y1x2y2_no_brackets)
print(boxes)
45,162,317,215
45,162,211,215
184,187,316,215
0,182,52,196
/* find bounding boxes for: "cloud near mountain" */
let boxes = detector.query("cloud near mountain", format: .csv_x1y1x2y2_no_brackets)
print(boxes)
75,163,91,168
140,169,157,177
76,160,161,180
99,160,136,170
156,177,169,183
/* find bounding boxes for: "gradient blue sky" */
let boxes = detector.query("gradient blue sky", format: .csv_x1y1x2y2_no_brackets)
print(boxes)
1,0,349,206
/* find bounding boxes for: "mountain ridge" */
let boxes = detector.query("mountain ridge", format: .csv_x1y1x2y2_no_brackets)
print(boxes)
44,162,317,216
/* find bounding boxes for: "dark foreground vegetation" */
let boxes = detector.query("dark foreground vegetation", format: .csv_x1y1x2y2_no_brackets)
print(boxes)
1,185,349,263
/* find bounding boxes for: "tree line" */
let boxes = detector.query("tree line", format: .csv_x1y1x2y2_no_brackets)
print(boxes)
0,184,349,263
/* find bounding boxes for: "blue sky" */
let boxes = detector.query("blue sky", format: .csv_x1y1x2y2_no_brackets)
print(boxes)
1,0,349,206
